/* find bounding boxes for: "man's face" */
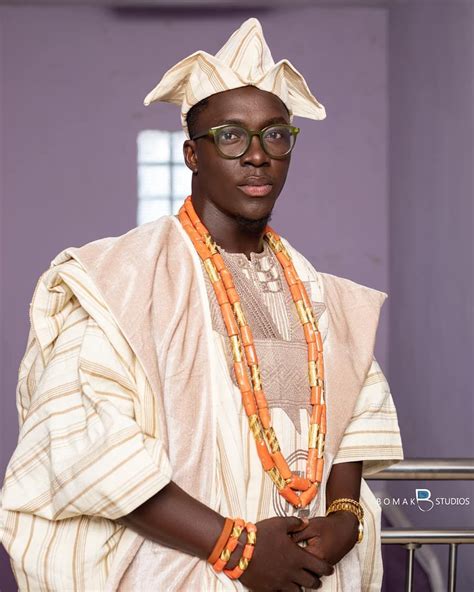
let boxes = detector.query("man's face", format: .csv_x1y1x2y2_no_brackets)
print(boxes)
184,86,292,222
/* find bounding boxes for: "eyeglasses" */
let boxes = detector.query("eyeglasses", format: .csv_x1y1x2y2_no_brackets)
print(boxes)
191,124,300,159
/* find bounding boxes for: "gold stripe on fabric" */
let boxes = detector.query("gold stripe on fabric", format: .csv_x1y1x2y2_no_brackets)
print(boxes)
41,519,56,592
21,403,85,440
56,271,109,313
49,415,99,444
184,86,199,113
271,66,283,96
71,517,82,592
229,25,255,69
53,315,88,342
350,409,398,420
20,514,36,592
20,333,39,362
342,429,402,437
97,468,166,516
361,494,377,589
25,380,82,419
217,423,244,517
141,376,157,438
80,326,135,380
19,427,141,515
94,390,133,404
3,392,84,485
231,31,265,79
79,360,136,396
51,444,146,520
8,409,98,492
363,372,386,386
47,341,83,359
196,55,228,93
79,516,91,590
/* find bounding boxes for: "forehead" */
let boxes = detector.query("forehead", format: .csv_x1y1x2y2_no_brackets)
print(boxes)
199,86,290,129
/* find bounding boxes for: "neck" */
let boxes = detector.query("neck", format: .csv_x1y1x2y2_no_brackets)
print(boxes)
190,193,271,259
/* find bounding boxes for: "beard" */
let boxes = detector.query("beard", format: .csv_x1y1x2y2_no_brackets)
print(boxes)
233,211,272,234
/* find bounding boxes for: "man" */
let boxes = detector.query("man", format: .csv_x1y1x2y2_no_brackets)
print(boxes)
0,18,403,591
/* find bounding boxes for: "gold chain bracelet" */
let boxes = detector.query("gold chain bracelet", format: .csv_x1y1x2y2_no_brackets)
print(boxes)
326,498,364,543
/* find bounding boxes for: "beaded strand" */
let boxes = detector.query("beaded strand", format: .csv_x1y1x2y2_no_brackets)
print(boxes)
178,196,326,509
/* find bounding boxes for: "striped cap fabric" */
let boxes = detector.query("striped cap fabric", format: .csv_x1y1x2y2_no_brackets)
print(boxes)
143,17,326,137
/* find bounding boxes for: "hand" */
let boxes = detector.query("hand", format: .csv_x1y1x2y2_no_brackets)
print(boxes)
238,516,334,592
290,512,359,566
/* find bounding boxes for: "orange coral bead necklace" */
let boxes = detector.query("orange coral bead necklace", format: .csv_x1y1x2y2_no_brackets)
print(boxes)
178,196,326,509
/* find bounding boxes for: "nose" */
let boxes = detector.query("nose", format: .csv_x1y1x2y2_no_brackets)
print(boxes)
241,133,270,167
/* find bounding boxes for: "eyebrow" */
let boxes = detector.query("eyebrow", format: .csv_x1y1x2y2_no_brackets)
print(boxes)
216,116,289,127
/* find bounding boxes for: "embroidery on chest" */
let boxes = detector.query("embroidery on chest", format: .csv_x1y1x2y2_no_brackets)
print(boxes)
203,250,326,434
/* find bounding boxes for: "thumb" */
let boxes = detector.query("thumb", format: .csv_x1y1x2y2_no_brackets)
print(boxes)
285,515,310,534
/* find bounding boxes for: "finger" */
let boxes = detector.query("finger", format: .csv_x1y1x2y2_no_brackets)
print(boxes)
291,527,318,544
300,550,335,577
286,516,309,534
293,569,322,589
290,517,325,543
282,585,302,592
289,517,310,534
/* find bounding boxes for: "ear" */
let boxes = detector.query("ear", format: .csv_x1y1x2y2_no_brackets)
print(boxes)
183,139,198,174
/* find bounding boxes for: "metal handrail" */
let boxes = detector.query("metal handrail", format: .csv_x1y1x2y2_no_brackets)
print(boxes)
365,459,473,592
381,529,474,544
367,458,474,480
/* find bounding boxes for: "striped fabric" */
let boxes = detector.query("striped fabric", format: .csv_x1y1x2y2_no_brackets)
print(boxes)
0,218,403,591
0,259,173,591
333,358,404,476
143,17,326,137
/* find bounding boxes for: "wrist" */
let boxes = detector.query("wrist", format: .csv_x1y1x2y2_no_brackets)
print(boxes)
326,497,364,545
326,510,359,546
210,518,257,580
224,529,247,570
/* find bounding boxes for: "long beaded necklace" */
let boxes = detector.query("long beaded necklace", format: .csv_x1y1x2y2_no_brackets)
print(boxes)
178,196,326,509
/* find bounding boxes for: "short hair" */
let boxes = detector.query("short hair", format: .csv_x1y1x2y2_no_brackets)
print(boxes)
186,90,291,139
186,97,210,139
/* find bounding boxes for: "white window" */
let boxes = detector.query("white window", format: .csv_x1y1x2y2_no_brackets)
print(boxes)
137,130,192,225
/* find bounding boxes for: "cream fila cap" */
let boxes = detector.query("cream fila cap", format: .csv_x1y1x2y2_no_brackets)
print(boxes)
143,17,326,138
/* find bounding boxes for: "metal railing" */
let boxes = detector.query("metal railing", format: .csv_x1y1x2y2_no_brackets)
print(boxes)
367,459,474,592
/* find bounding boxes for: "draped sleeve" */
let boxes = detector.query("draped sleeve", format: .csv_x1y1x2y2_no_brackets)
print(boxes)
332,358,404,476
1,259,172,522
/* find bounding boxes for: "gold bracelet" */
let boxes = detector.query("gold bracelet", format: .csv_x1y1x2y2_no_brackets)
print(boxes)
326,498,364,543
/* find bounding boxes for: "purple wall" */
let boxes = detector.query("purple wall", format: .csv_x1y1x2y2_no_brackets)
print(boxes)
386,2,474,590
0,3,389,475
0,6,389,587
1,2,472,590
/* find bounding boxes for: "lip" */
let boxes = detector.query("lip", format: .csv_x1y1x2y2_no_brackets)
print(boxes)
238,184,273,197
238,177,273,197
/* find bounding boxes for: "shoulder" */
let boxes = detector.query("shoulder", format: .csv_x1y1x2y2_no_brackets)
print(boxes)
49,215,180,271
280,236,388,309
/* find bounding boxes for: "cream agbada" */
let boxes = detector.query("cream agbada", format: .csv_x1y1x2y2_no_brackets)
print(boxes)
0,215,403,590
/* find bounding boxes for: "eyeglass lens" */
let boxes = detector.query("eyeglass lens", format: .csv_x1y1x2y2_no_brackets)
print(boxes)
215,126,295,158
